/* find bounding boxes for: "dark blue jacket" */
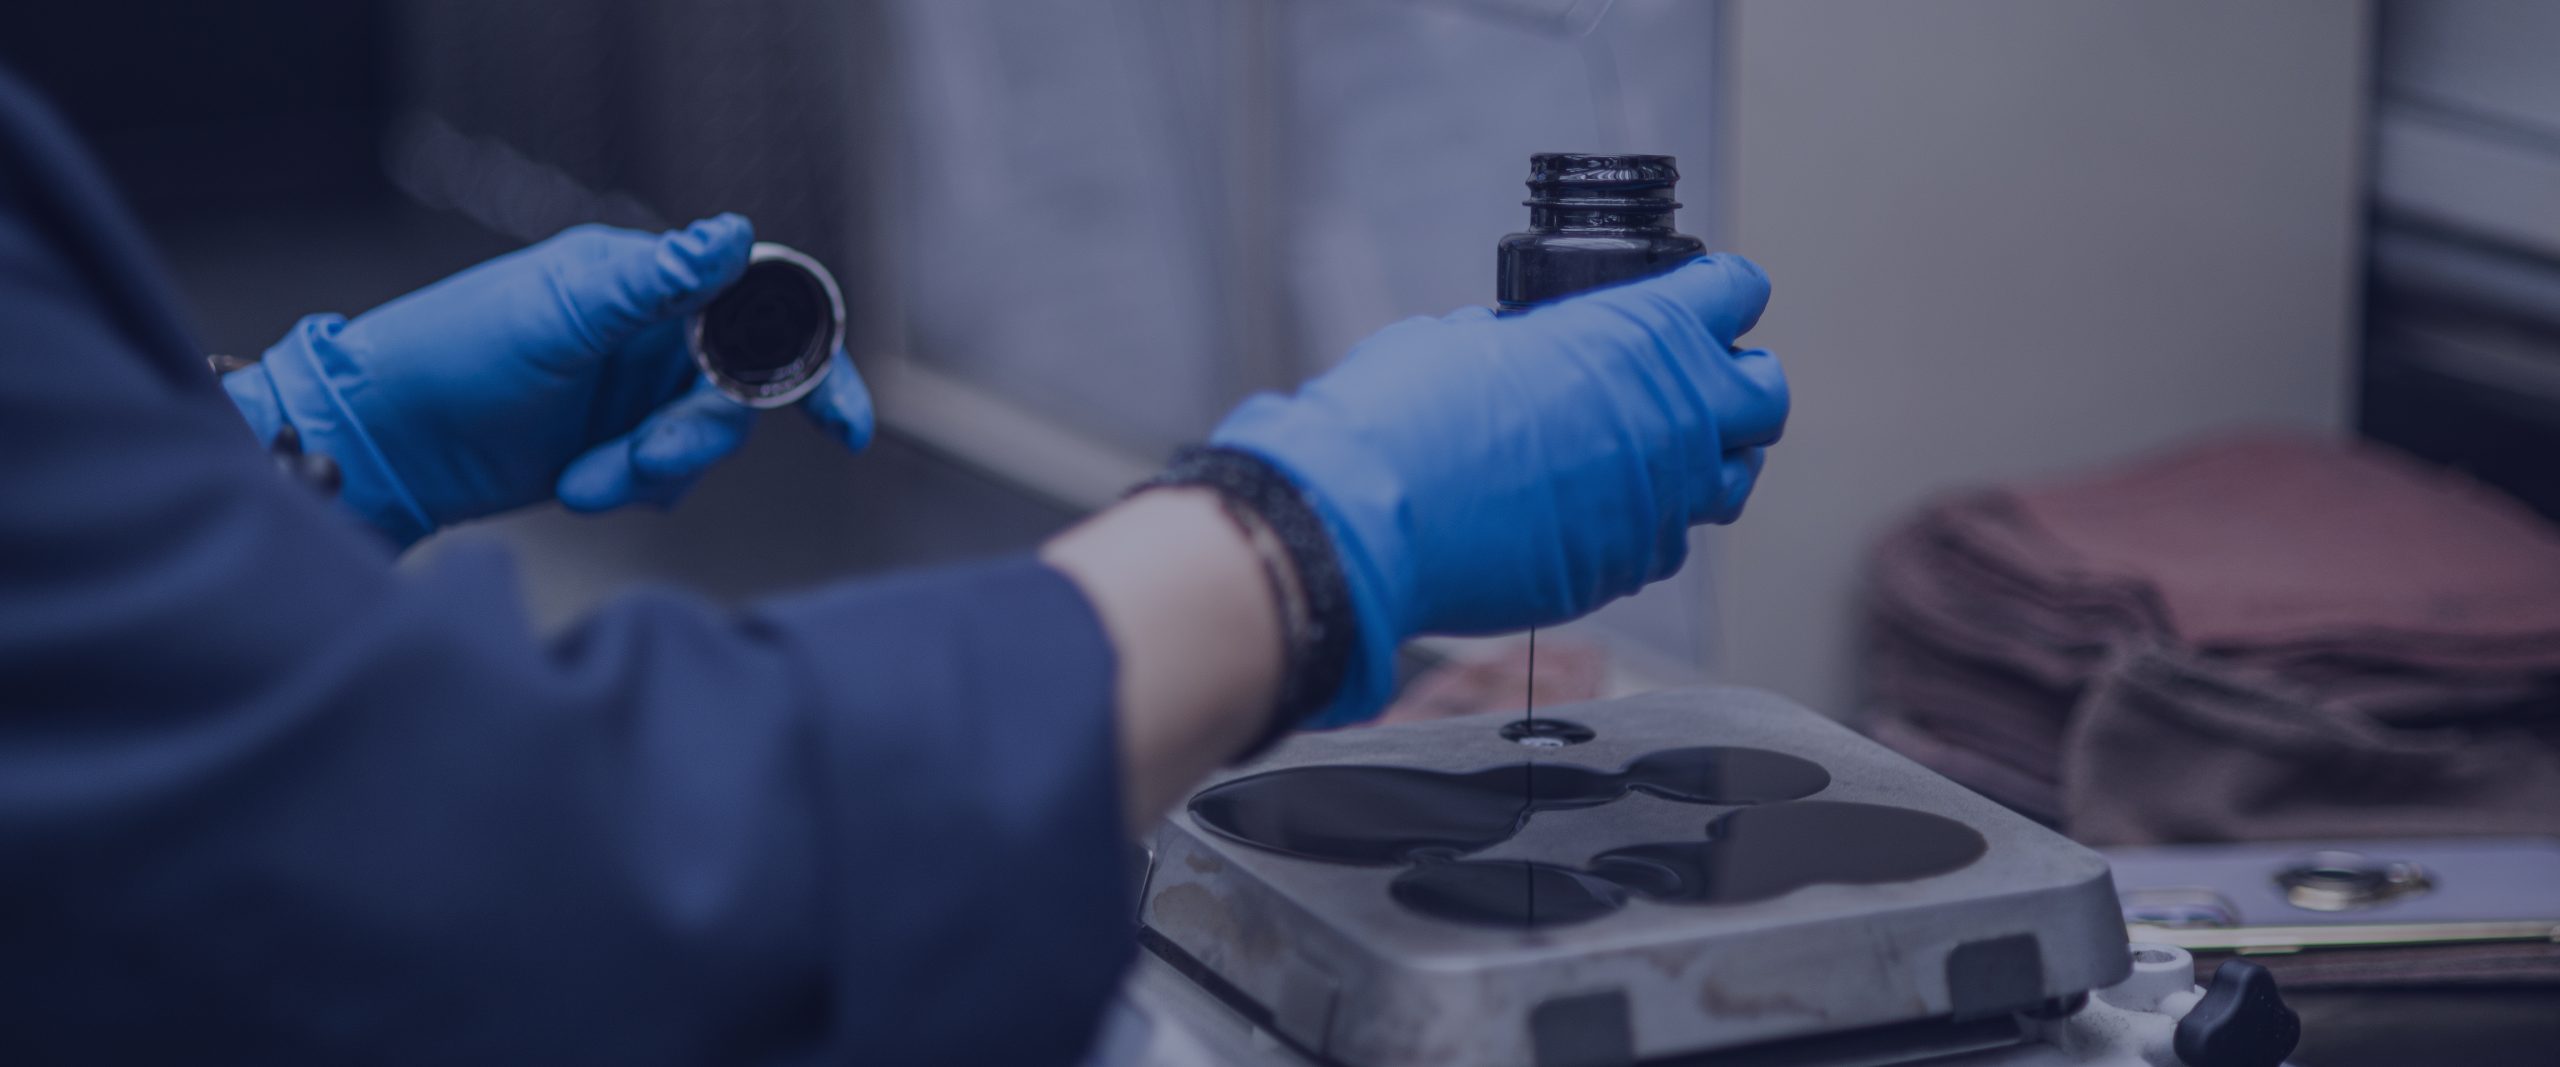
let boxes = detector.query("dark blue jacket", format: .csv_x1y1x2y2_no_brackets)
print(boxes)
0,68,1131,1064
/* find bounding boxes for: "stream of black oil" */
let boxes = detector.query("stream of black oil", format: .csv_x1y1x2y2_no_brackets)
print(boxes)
1190,748,1988,929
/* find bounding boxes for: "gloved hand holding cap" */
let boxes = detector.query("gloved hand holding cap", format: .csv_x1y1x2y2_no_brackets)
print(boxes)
220,215,876,546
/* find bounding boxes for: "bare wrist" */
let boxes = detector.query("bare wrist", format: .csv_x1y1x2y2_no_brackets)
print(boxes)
1041,488,1285,830
1135,447,1358,758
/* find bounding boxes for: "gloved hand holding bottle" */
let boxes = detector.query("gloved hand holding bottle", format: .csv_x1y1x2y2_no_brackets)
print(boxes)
1212,254,1787,723
219,214,875,547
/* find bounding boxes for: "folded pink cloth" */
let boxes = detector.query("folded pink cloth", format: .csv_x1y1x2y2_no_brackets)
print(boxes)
1998,433,2560,672
1861,432,2560,845
2063,646,2560,846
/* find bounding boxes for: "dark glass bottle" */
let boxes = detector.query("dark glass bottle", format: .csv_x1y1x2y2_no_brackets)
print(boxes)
1496,153,1704,314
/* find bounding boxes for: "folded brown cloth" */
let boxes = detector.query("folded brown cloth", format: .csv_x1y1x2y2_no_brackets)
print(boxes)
1871,436,2560,725
1868,499,2163,692
1865,434,2560,832
2006,435,2560,676
1866,623,2072,818
2063,646,2560,846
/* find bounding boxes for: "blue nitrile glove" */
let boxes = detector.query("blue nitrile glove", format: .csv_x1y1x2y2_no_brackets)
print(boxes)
1212,254,1786,725
220,215,875,547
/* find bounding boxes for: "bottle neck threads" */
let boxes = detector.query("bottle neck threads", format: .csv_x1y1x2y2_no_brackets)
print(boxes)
1521,154,1683,233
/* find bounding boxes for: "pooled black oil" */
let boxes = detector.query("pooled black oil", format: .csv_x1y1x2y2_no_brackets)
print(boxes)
1187,747,1830,866
703,259,827,376
1391,858,1628,928
1388,801,1989,928
1191,750,1988,930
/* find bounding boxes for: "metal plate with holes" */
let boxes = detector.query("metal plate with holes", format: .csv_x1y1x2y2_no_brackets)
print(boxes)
1138,687,2130,1067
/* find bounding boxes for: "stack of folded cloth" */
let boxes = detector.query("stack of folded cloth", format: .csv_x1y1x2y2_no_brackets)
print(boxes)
1862,432,2560,833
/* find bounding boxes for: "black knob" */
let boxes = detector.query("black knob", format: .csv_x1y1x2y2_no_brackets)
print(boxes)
2173,958,2300,1067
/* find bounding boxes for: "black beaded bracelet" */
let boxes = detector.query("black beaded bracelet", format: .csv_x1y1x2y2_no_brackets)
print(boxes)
210,353,343,497
1135,446,1358,762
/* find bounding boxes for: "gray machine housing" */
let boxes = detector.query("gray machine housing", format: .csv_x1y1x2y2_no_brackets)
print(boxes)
1138,687,2131,1067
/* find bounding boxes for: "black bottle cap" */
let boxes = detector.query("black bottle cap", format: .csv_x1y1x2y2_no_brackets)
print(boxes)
690,242,842,408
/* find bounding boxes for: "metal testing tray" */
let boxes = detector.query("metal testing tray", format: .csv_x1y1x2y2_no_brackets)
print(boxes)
1136,686,2130,1067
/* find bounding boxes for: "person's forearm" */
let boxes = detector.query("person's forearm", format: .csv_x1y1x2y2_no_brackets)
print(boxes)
1041,488,1286,832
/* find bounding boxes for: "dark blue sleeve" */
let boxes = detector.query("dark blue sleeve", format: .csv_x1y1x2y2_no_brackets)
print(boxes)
0,181,1130,1063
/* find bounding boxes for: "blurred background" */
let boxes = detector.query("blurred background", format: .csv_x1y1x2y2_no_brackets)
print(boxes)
8,0,2556,746
8,1,2560,1060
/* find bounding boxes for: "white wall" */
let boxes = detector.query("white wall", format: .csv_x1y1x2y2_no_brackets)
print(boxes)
1709,0,2371,714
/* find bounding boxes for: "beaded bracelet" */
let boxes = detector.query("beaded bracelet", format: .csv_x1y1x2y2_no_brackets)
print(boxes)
1134,447,1357,761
